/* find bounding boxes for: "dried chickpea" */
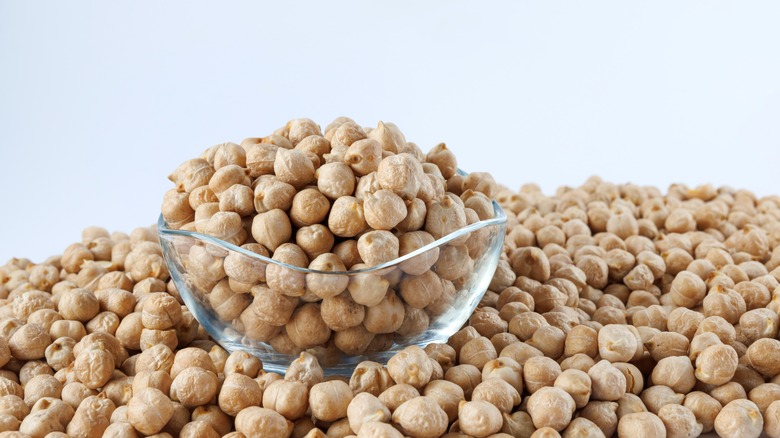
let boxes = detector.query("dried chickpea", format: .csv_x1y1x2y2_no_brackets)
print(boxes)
523,356,562,394
527,387,576,432
234,406,293,438
391,396,448,438
170,366,219,407
588,360,626,402
651,356,695,394
695,344,738,385
127,388,174,436
617,412,666,438
346,392,391,434
554,369,592,409
309,380,352,422
714,399,763,438
328,196,368,238
472,378,520,414
746,338,780,377
261,379,307,420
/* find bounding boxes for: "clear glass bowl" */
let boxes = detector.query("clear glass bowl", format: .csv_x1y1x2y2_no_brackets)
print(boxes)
158,188,507,374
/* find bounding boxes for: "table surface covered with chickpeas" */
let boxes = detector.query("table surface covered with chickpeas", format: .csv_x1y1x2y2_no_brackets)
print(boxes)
2,117,780,438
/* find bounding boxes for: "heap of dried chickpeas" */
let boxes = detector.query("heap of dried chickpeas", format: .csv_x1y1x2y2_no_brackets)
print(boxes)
2,119,780,438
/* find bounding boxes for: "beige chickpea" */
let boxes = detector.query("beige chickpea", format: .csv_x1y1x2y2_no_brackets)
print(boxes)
8,323,50,361
234,406,293,438
273,148,315,189
141,292,183,330
554,369,592,409
23,374,62,407
523,356,562,394
295,224,335,260
645,331,689,362
391,396,448,438
170,347,216,379
683,391,721,433
170,366,219,407
746,338,780,377
328,196,368,238
362,290,405,334
457,336,497,371
169,158,214,193
472,378,520,414
348,361,392,397
375,384,418,415
714,399,763,438
597,324,638,363
356,231,399,267
651,356,695,394
284,303,330,349
481,357,522,394
266,244,309,297
579,401,618,437
342,138,381,176
617,412,666,438
261,379,307,421
667,307,704,340
18,408,65,437
384,346,431,390
588,360,626,402
309,380,352,422
527,387,576,432
670,271,707,308
527,325,566,359
305,253,349,300
66,393,115,438
289,188,330,228
346,392,391,434
223,350,262,378
125,388,174,436
251,209,292,252
425,196,467,241
695,344,738,385
191,405,232,436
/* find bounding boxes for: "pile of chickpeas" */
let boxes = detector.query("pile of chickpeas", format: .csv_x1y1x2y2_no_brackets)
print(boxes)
161,118,499,356
3,121,780,437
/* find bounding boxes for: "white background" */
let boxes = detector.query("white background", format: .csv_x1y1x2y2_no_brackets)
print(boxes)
1,1,779,263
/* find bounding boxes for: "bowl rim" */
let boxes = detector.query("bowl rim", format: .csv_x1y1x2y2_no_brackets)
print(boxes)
158,170,507,276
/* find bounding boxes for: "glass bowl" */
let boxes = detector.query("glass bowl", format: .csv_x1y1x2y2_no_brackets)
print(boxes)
158,187,507,374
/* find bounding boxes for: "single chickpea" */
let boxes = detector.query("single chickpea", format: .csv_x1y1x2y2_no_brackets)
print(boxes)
378,383,420,413
125,388,174,436
597,324,638,363
651,356,696,394
523,356,562,394
357,231,400,267
296,224,335,260
472,378,520,414
695,344,738,385
266,244,309,297
362,290,405,334
251,209,292,252
261,379,308,421
234,407,293,438
170,366,219,407
346,392,391,434
391,396,448,438
8,323,50,361
714,399,763,438
328,196,368,238
617,412,667,438
349,361,394,397
285,303,331,349
527,387,576,432
554,369,592,409
459,337,497,370
746,338,780,377
588,360,626,402
309,380,353,422
66,393,115,438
